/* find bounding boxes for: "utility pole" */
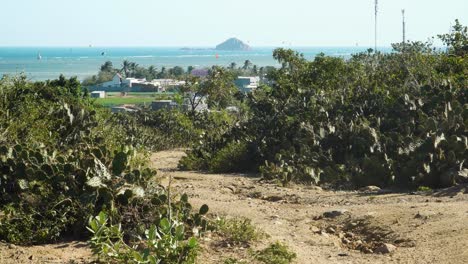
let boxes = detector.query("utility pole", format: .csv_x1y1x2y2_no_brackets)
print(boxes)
374,0,378,52
402,9,406,44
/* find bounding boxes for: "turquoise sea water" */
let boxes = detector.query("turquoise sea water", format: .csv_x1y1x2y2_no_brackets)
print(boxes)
0,47,391,81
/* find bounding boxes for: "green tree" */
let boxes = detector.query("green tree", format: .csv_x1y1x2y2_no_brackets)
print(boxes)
148,65,158,80
242,60,252,70
229,62,237,70
171,66,185,77
100,61,114,72
121,60,131,77
180,67,237,114
252,65,258,75
187,65,195,74
438,19,468,56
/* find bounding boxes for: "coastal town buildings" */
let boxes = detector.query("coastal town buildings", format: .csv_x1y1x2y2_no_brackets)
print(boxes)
235,76,260,93
92,74,185,93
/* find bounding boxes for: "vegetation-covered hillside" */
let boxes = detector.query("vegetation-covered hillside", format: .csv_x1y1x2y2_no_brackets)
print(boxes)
180,20,467,189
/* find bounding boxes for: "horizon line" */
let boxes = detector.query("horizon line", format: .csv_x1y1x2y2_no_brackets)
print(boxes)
0,45,393,48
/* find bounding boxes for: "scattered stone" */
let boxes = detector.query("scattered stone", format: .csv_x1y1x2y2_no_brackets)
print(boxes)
364,212,376,218
271,215,280,220
338,253,349,257
320,231,329,237
415,212,432,220
342,238,351,244
8,244,17,249
310,226,321,233
326,227,336,234
225,185,237,193
360,186,381,192
456,168,468,184
345,232,355,238
264,195,283,202
415,212,424,219
28,255,33,260
361,247,374,254
374,243,397,254
323,209,348,218
313,215,324,220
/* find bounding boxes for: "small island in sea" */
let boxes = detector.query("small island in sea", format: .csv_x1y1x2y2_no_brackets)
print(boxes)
215,37,251,51
180,37,252,51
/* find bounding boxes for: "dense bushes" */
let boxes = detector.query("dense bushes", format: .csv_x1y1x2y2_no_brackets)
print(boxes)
0,142,152,244
180,23,467,189
0,74,210,263
110,109,199,152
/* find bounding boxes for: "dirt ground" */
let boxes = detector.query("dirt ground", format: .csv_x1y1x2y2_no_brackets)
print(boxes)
152,150,468,264
1,149,467,264
0,241,91,264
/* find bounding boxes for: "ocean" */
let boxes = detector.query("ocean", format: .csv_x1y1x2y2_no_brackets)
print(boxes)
0,47,391,81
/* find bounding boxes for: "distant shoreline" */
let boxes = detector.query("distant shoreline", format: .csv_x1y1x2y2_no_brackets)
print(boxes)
0,46,395,81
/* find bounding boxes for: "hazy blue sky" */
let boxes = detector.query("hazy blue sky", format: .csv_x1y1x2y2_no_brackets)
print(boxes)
1,0,466,47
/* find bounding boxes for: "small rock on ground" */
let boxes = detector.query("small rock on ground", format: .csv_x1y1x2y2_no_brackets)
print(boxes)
374,243,397,254
323,209,349,218
360,186,381,192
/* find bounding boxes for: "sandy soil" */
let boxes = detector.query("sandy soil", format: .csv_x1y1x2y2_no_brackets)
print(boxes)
152,150,468,264
0,241,92,264
1,149,467,264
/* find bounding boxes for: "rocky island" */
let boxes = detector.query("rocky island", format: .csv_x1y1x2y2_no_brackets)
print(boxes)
215,37,251,51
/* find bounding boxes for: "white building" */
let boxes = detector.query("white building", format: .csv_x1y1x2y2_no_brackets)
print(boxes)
235,76,260,93
183,94,208,113
95,74,186,93
100,73,123,88
90,91,106,98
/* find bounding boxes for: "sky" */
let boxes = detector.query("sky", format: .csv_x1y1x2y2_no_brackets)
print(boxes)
0,0,466,47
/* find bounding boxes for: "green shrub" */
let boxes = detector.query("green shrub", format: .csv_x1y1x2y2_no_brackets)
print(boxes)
252,242,296,264
0,142,154,244
210,141,253,173
417,186,433,192
88,211,201,264
224,258,248,264
216,217,264,245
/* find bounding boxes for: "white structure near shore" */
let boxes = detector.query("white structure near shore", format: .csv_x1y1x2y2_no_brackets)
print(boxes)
235,76,260,93
90,91,106,98
95,74,186,93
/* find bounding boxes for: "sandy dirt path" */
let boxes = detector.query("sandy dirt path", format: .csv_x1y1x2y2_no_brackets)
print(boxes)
152,150,468,264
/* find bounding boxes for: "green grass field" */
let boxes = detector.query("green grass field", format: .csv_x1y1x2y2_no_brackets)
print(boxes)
94,92,175,107
105,92,175,97
95,97,155,107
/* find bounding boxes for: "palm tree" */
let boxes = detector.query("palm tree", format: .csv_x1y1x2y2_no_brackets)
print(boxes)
242,60,252,70
252,65,258,74
187,65,195,74
121,60,131,77
129,62,138,77
158,67,167,79
148,65,158,80
100,61,113,72
229,62,237,70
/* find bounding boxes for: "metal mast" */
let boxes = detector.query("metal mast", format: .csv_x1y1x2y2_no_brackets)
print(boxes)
374,0,378,52
402,9,406,44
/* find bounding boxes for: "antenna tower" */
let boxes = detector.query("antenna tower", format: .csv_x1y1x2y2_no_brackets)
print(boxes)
374,0,378,52
402,9,406,44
